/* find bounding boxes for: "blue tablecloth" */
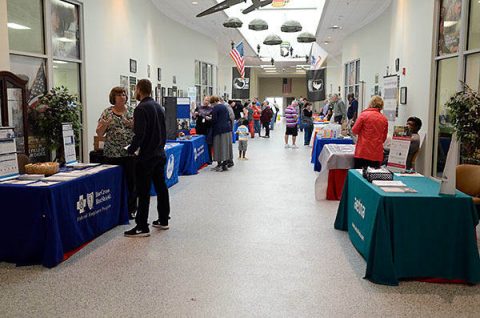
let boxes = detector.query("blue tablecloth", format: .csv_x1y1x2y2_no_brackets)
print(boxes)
0,166,128,268
150,143,183,195
334,170,480,285
168,135,210,175
311,137,354,171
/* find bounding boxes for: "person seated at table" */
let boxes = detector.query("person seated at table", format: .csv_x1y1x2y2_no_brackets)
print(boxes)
351,95,388,169
96,86,137,219
383,117,423,170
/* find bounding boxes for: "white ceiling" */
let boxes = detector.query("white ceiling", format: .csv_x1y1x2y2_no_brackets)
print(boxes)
150,0,392,76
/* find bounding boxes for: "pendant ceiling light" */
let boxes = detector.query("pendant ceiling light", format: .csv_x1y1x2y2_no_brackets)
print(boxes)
223,17,243,28
263,34,282,45
281,20,302,33
248,19,268,31
297,32,316,43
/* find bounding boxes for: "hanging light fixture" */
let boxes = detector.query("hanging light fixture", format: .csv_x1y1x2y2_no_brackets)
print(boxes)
281,20,302,33
263,34,282,45
248,19,268,31
223,17,243,28
297,32,316,43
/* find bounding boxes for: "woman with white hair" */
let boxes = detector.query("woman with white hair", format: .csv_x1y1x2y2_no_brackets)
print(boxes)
351,96,388,169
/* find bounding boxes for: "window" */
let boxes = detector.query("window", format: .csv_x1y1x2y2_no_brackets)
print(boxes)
7,0,45,54
344,59,360,99
195,60,215,105
468,0,480,50
433,58,458,177
438,0,462,55
465,53,480,92
53,60,80,95
51,0,80,60
7,0,84,161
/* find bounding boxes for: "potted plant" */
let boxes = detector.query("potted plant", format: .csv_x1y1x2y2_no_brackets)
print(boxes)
28,86,81,163
445,83,480,164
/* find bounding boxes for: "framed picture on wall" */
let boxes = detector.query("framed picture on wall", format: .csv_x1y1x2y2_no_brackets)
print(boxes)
161,87,166,99
400,87,407,104
168,87,172,96
157,68,162,81
129,59,137,73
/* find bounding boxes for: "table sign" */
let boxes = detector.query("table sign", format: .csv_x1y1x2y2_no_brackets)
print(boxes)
62,123,77,165
0,127,19,181
387,126,411,172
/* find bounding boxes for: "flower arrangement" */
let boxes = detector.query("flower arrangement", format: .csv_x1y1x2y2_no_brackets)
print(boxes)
445,83,480,162
29,86,81,162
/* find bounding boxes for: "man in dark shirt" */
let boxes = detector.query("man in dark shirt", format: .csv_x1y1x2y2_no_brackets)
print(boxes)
347,93,358,123
124,79,170,237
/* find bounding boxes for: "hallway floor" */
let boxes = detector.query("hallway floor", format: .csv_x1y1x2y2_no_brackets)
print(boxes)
1,123,480,317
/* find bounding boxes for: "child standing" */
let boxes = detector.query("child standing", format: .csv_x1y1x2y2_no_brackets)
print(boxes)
236,119,249,160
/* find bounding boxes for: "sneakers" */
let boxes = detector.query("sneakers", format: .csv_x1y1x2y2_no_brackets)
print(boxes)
291,144,299,149
152,220,169,230
284,144,290,148
124,226,150,237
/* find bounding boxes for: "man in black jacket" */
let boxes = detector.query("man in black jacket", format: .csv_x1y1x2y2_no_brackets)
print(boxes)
124,79,170,237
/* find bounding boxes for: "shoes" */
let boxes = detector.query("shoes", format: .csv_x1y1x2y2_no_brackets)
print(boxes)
152,220,169,230
124,226,150,237
221,165,229,171
266,136,270,138
291,144,299,149
227,162,234,168
284,144,290,148
212,165,222,172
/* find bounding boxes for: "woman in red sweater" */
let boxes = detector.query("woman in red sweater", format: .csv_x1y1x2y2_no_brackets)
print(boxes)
351,96,388,169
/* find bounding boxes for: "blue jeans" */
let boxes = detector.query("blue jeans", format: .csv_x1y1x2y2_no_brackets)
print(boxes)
254,120,261,135
304,125,313,145
270,113,277,130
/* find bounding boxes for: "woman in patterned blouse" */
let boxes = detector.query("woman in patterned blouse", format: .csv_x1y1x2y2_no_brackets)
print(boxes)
96,87,137,219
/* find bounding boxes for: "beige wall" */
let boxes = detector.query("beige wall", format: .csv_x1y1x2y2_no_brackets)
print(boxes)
0,0,10,71
258,77,307,101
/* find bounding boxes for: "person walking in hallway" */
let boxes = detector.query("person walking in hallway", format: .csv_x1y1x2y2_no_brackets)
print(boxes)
284,102,299,148
260,101,273,138
125,79,170,237
302,102,314,146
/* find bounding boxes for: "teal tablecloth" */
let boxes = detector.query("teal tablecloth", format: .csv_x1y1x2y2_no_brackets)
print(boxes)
334,170,480,285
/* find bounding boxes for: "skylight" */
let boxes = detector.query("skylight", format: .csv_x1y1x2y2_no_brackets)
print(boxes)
219,0,326,62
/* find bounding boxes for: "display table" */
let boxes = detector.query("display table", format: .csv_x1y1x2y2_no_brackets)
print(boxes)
311,137,354,172
334,170,480,285
315,144,355,201
168,135,210,175
150,142,183,195
0,165,128,268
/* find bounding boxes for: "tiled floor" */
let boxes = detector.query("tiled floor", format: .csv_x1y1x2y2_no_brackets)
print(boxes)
1,123,480,317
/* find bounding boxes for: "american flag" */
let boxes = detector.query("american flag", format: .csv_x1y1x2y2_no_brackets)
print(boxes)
230,42,245,79
282,78,292,94
28,63,47,106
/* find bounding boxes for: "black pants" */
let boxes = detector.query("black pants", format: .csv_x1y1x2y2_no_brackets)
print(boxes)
106,156,137,214
262,122,270,137
354,158,381,169
334,115,343,124
135,157,170,229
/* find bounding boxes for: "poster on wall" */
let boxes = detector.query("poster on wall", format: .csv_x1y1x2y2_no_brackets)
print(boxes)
232,67,250,99
383,75,399,132
306,68,326,101
120,75,128,91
